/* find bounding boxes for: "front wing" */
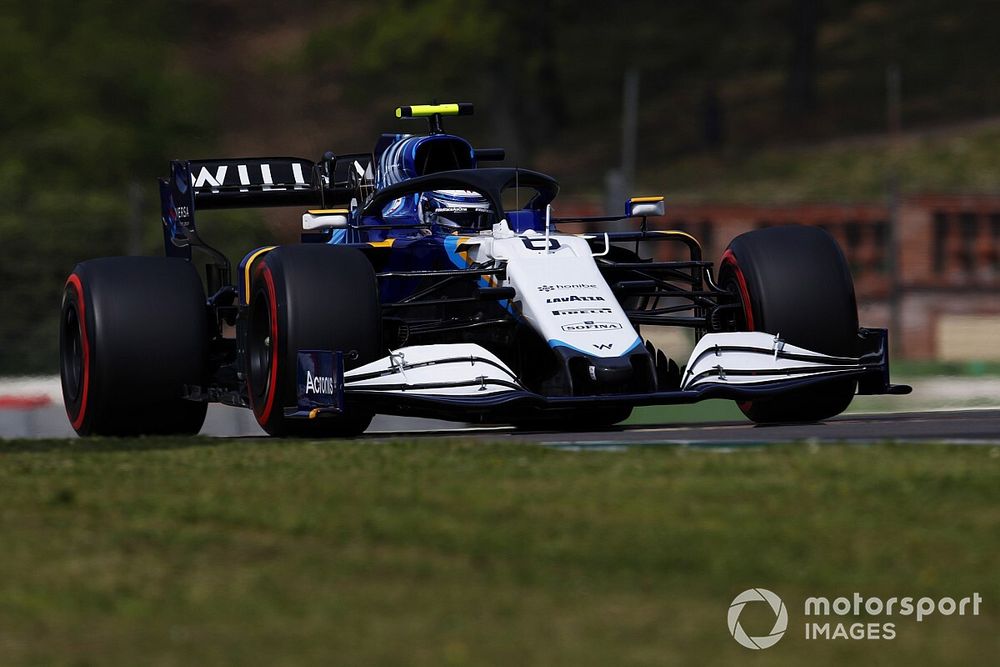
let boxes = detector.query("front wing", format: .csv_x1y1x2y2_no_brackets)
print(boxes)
285,329,910,423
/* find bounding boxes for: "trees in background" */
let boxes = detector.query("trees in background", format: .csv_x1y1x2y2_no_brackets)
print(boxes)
5,0,1000,373
0,0,212,373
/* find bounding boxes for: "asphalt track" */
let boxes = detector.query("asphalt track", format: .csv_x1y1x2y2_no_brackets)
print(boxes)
362,408,1000,446
3,402,1000,445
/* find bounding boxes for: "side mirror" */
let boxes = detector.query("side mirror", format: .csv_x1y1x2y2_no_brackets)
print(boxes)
302,209,349,231
626,196,665,217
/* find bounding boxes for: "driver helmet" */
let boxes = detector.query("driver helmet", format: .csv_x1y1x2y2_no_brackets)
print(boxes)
420,189,494,230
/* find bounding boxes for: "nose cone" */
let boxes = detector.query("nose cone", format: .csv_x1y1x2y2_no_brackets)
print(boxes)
558,348,656,396
587,357,634,386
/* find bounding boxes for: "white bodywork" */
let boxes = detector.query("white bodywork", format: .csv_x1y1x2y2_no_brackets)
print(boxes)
343,220,648,399
345,344,521,396
343,334,868,399
456,224,643,358
680,332,866,390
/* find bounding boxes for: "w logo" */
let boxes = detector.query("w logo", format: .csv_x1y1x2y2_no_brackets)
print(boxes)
593,343,613,350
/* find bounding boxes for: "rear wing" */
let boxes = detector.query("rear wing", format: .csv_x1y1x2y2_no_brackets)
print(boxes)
159,154,373,258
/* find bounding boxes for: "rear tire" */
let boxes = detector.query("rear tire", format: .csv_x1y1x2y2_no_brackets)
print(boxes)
718,225,859,424
60,257,209,436
245,245,381,437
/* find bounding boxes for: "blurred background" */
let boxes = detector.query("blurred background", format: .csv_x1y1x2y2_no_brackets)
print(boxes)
4,0,1000,433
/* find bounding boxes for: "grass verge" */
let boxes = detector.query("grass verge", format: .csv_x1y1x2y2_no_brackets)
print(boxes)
0,438,997,665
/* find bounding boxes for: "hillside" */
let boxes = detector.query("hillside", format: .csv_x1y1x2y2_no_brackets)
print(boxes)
193,0,1000,194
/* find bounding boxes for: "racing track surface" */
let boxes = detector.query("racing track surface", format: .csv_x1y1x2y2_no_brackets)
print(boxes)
2,393,999,444
363,409,1000,446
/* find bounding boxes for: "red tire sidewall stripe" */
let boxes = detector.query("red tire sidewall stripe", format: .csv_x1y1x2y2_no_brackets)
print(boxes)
721,250,755,412
255,264,280,426
66,274,91,430
720,249,754,330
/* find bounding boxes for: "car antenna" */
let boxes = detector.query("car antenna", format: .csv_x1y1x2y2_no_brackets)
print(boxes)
515,166,519,212
429,97,442,133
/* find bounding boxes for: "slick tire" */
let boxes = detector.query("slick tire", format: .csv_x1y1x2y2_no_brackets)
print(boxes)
60,257,209,436
245,245,381,437
718,225,859,424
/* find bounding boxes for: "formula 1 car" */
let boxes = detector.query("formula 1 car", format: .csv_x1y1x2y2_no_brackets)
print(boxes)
60,103,910,436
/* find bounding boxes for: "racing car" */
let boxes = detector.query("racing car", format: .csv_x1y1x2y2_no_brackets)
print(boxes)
59,103,910,436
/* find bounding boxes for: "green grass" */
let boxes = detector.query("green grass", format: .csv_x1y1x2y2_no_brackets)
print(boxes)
889,360,1000,378
0,438,997,665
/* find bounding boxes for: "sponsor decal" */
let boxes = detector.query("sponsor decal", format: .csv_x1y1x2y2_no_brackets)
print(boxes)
551,307,613,316
561,321,623,332
593,343,614,350
190,160,311,192
537,283,598,292
305,370,335,394
546,295,606,303
296,350,343,413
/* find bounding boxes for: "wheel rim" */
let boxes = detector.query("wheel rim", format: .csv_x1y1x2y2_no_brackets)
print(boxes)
719,251,756,413
719,250,754,330
61,303,83,403
722,275,751,331
248,285,273,405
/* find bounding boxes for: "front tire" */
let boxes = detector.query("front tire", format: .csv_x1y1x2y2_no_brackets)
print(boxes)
719,225,859,424
245,245,381,437
60,257,209,436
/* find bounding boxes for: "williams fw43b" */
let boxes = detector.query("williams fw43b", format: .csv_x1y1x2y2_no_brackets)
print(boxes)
59,103,910,436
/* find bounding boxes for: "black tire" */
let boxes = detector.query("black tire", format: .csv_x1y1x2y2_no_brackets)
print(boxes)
718,225,859,423
60,257,209,436
245,245,381,437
